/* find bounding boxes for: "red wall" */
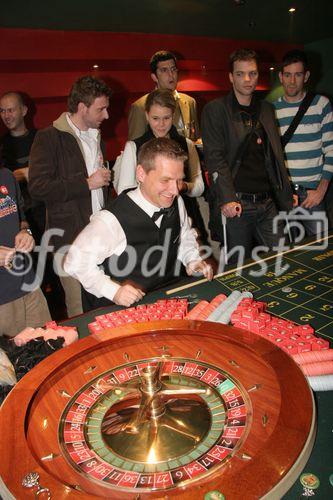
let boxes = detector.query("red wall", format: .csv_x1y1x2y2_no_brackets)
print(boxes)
0,28,299,159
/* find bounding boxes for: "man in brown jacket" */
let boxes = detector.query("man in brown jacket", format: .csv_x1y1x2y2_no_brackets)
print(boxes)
29,76,112,317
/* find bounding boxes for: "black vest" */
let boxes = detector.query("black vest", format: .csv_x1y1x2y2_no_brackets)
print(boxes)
104,192,182,291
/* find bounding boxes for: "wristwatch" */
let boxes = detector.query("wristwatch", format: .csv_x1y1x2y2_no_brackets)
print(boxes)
24,228,33,235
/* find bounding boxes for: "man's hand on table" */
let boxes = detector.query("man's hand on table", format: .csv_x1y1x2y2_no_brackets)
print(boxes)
113,284,146,307
186,260,214,281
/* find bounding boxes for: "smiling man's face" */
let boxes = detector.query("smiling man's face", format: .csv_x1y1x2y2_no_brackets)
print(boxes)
137,154,184,208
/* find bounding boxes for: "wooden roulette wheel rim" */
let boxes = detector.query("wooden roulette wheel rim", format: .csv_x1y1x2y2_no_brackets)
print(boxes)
0,320,316,499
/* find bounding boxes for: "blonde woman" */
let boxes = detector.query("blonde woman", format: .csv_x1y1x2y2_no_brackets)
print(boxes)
115,89,204,198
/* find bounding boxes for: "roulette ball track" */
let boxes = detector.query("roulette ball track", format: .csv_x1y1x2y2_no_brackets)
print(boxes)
0,320,315,499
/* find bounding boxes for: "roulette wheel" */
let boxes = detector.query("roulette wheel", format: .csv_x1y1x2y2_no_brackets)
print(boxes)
0,320,316,499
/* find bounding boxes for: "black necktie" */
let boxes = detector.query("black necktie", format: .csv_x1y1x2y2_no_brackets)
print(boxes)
151,206,175,222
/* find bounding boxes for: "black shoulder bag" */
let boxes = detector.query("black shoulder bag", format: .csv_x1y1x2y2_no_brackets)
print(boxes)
281,92,314,149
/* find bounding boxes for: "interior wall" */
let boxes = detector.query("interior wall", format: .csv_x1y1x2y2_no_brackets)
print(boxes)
0,28,299,159
305,37,333,101
266,37,333,104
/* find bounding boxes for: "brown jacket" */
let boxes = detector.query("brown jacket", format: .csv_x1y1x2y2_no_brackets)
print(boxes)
29,113,107,250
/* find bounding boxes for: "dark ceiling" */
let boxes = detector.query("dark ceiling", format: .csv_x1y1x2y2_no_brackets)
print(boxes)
1,0,333,44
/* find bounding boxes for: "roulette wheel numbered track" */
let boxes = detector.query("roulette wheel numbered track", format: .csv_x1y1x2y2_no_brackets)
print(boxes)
0,320,316,499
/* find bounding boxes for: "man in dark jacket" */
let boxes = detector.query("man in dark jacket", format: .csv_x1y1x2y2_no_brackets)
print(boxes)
29,76,112,317
202,48,293,264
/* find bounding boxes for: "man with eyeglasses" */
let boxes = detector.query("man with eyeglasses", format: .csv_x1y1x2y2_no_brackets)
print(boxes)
201,48,293,263
128,50,200,141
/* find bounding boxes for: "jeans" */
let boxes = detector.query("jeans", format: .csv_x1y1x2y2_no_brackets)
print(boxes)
222,198,284,264
295,186,327,236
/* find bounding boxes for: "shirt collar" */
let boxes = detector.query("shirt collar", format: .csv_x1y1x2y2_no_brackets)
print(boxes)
128,187,172,217
66,113,98,140
281,91,307,105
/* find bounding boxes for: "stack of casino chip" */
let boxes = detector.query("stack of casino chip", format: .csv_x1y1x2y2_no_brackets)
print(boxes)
292,350,333,391
184,291,253,323
206,291,253,324
13,322,78,347
230,297,333,391
87,293,333,391
184,294,226,320
88,299,188,334
230,297,329,354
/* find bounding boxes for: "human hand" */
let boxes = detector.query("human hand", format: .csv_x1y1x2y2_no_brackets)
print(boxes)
87,168,111,190
113,284,145,307
221,202,242,218
186,260,214,281
0,246,16,267
13,167,29,183
15,230,35,253
301,189,324,209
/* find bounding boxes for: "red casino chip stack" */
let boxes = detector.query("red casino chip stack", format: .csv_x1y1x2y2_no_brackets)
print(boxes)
230,297,330,355
88,299,189,334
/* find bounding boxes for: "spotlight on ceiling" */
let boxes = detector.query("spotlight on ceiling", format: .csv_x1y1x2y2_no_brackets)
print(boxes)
289,7,296,13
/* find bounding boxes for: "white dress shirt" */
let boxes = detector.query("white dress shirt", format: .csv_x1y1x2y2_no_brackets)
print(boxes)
64,187,202,301
66,114,104,213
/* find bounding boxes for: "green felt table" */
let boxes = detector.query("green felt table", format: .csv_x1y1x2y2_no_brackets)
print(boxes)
62,233,333,499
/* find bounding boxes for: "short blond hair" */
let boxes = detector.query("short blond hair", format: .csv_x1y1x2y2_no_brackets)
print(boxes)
138,137,187,173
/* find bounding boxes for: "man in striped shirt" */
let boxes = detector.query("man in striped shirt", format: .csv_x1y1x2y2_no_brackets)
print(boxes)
274,50,333,235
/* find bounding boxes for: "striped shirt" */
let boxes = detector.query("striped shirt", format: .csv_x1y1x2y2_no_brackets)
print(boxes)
274,94,333,189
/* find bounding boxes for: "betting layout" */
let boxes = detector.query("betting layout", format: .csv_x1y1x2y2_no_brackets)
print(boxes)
213,240,333,340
